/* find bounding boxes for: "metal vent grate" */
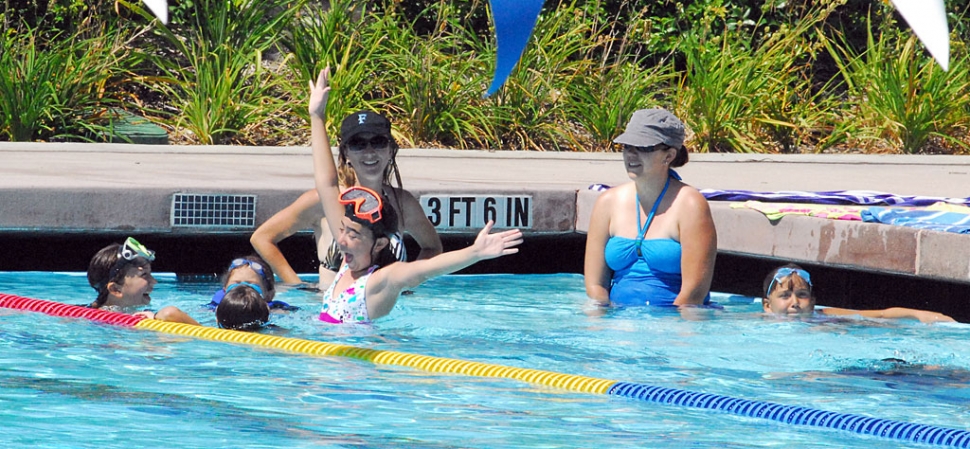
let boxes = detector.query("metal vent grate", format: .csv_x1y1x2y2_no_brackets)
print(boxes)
171,193,257,228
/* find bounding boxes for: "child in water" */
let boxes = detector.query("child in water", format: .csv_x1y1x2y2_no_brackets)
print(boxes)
309,67,523,323
208,255,296,331
87,237,198,325
762,264,955,323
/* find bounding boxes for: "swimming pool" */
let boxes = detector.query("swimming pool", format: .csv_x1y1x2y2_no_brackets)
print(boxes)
1,272,968,448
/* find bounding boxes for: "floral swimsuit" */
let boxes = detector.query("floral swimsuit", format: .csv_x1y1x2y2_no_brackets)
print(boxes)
319,263,377,324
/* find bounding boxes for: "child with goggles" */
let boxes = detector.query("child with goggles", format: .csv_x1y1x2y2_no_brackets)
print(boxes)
250,99,441,287
763,264,955,323
309,67,523,323
206,255,298,331
87,237,199,325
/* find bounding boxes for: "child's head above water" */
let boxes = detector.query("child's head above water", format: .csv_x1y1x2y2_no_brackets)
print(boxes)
221,255,276,301
338,186,400,269
87,237,157,309
216,282,270,331
762,264,815,315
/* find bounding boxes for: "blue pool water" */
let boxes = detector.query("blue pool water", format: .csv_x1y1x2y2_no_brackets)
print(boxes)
1,272,968,448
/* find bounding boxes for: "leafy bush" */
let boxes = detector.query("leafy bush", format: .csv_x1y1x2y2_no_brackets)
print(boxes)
824,17,970,153
146,0,293,144
0,22,138,141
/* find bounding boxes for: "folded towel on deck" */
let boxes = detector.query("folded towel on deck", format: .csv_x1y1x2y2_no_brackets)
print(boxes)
731,201,865,221
861,207,970,234
703,189,970,207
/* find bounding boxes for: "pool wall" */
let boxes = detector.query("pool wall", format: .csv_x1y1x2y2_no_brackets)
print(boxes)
2,143,969,316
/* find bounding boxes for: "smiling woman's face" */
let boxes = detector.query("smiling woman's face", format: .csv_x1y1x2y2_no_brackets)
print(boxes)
344,132,392,185
622,144,670,179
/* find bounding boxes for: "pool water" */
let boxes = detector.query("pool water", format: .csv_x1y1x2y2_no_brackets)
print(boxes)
1,272,968,448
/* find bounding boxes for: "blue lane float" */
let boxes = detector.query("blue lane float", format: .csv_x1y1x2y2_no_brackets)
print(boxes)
2,293,969,448
610,382,970,447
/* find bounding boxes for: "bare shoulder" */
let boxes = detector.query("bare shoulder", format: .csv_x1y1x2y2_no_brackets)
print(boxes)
594,183,628,208
672,183,711,211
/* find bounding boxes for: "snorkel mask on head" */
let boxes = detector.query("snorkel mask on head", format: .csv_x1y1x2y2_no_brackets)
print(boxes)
90,237,155,294
339,186,383,224
108,237,155,279
338,186,398,238
119,237,155,262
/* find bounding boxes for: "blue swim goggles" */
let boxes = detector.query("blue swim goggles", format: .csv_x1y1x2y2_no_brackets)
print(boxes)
767,268,812,295
229,258,266,280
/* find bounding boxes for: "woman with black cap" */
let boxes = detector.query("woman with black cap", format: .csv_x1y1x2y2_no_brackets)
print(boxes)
250,95,442,287
584,108,717,308
309,68,523,324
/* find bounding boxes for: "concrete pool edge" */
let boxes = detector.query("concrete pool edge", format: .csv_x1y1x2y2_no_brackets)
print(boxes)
1,142,969,286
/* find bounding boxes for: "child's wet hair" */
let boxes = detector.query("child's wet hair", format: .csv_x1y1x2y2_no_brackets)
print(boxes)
87,243,150,308
216,284,270,331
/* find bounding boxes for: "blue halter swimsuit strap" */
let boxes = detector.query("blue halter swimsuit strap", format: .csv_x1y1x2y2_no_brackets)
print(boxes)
635,174,672,257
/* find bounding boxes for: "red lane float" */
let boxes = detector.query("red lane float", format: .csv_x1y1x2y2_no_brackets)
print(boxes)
0,293,145,327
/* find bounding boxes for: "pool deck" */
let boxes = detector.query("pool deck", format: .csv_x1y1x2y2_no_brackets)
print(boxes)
2,142,970,285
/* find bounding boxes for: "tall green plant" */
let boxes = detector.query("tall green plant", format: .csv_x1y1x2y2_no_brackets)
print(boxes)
675,0,841,153
378,2,496,148
281,0,390,135
0,23,137,141
562,3,674,152
824,21,970,153
147,0,292,144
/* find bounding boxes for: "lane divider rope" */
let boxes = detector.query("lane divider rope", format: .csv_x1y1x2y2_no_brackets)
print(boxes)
2,293,967,448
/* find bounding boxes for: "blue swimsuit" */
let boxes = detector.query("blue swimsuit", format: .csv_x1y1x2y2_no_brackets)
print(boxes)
604,174,709,306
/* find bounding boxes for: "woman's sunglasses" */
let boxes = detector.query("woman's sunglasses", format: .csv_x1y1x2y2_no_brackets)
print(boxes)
339,186,383,224
622,143,668,153
347,135,389,152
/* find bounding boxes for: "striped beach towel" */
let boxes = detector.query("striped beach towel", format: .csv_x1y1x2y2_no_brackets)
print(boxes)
702,189,970,207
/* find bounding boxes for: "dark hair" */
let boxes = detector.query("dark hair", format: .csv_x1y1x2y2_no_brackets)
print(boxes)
671,145,689,168
762,263,810,297
216,285,269,331
344,195,400,268
220,254,276,301
87,243,150,308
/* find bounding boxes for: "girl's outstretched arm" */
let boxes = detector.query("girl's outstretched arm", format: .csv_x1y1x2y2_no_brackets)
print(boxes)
365,221,522,316
309,68,344,240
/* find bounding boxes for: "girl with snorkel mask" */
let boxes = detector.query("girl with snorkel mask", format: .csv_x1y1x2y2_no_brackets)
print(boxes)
309,68,523,323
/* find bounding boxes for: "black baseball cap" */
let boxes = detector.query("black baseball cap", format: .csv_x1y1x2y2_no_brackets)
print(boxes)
340,111,392,142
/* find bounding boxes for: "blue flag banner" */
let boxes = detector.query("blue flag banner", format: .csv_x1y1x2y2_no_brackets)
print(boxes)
486,0,544,97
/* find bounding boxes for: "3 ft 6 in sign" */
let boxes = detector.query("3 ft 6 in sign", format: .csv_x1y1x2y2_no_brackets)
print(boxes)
420,195,533,229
